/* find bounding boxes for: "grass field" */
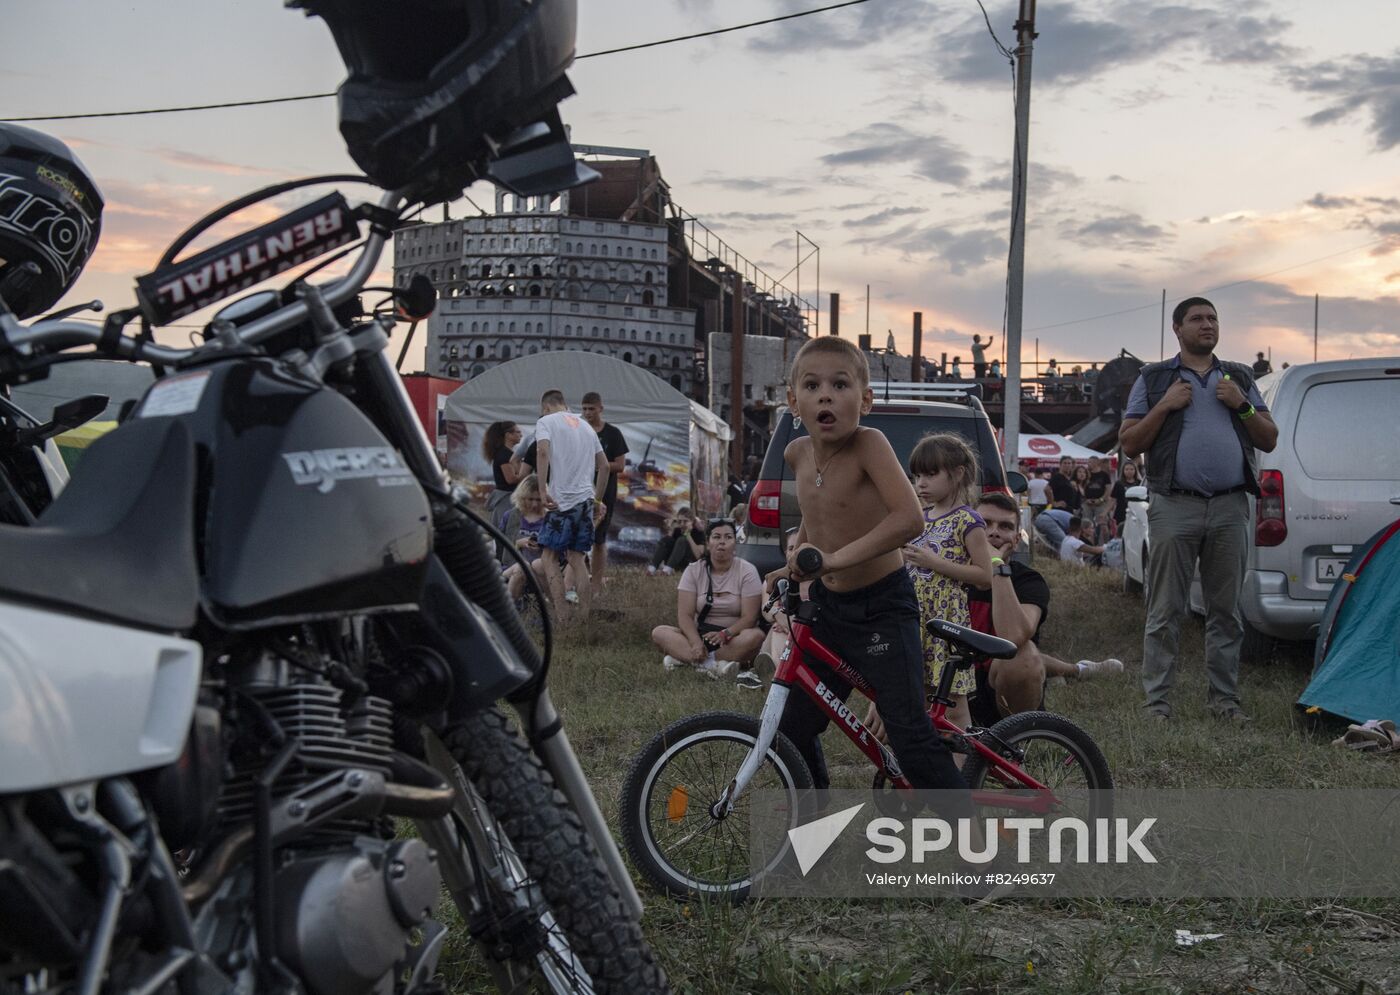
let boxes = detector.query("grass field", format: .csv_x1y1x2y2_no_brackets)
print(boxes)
446,557,1400,994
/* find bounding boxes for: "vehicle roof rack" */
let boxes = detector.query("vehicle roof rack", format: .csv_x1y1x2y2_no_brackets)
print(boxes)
870,381,984,404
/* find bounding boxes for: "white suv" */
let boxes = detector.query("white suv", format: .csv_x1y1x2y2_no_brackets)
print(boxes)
1122,358,1400,661
1237,358,1400,658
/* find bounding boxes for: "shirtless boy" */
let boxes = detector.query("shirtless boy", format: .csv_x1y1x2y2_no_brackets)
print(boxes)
767,337,969,796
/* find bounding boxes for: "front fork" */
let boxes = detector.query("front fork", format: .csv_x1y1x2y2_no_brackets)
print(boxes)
713,683,791,819
357,351,644,920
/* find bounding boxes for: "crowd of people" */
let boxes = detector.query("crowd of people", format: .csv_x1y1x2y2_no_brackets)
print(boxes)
484,296,1263,742
481,389,628,621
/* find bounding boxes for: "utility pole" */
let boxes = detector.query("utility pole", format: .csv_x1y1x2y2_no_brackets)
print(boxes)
730,272,745,477
830,291,840,336
912,311,923,381
1002,0,1036,474
1159,289,1166,360
1314,293,1319,362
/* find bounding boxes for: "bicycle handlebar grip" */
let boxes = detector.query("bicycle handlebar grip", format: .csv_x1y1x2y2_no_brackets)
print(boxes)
795,547,823,575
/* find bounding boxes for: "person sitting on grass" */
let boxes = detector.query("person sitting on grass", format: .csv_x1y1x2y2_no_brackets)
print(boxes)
646,506,705,576
964,492,1123,727
499,473,548,601
1059,516,1105,566
651,518,766,689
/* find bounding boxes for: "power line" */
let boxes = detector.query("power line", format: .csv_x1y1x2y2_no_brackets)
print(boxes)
576,0,870,59
3,91,335,123
1025,235,1396,333
1,0,873,123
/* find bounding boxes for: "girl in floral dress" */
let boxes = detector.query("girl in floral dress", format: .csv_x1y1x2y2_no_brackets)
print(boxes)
902,433,993,732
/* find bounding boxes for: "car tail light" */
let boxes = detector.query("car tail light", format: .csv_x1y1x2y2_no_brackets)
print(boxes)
749,478,782,530
1256,469,1286,546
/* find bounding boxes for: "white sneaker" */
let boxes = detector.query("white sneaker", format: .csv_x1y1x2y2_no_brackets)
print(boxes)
696,658,736,680
646,565,657,576
659,565,675,576
564,589,580,604
662,655,686,671
1076,658,1124,678
735,670,764,690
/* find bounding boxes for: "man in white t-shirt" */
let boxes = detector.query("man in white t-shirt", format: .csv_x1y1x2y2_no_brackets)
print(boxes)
1059,516,1105,566
534,389,608,618
1026,469,1051,514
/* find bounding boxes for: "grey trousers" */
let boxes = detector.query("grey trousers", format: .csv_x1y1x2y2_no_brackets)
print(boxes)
1141,490,1249,716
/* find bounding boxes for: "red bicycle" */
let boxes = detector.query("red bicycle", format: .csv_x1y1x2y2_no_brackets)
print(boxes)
620,549,1112,900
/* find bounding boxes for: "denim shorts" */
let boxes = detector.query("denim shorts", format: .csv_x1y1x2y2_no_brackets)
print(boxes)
538,501,595,553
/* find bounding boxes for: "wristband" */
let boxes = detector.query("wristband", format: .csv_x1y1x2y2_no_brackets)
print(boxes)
721,629,732,644
990,556,1005,566
1236,403,1255,420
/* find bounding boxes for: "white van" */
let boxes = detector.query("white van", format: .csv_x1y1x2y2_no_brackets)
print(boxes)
1232,358,1400,659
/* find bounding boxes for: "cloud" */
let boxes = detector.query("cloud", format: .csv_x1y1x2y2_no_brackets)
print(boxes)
821,122,971,186
843,206,925,228
150,148,280,176
851,221,1005,275
1307,193,1357,210
937,1,1296,87
1061,213,1171,251
705,211,795,224
692,174,811,197
975,162,1083,196
1285,53,1400,150
744,0,937,54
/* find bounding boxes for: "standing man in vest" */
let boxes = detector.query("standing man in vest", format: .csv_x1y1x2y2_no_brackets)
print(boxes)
1119,297,1278,724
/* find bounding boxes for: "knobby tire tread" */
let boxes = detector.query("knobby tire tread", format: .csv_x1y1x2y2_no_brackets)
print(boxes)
443,708,669,994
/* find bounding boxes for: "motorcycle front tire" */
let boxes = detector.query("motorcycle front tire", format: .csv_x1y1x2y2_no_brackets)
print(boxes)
439,707,670,994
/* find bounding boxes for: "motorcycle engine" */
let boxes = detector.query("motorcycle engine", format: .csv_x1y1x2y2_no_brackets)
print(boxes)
276,837,440,995
198,657,442,995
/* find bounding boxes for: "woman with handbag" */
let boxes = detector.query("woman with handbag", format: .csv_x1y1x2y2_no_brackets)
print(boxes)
649,518,765,689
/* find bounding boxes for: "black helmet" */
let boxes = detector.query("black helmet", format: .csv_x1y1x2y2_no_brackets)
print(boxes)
0,125,104,319
293,0,595,204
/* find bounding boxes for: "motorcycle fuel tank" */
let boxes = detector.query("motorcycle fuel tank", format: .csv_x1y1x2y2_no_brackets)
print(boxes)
134,358,431,628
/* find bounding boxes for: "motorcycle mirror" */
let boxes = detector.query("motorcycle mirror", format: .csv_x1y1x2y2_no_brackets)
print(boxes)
396,275,437,321
16,394,109,448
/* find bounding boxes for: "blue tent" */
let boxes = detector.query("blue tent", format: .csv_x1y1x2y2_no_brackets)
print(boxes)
1298,519,1400,723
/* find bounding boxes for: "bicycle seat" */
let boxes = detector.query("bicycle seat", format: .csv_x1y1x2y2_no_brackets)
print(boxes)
926,618,1018,659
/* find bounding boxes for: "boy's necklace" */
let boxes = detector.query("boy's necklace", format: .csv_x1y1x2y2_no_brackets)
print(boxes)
813,434,855,487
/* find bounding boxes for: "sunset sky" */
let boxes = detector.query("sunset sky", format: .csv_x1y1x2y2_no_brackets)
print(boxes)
6,0,1400,373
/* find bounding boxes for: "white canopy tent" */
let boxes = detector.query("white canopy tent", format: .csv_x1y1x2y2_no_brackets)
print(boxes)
1017,433,1116,472
442,352,732,559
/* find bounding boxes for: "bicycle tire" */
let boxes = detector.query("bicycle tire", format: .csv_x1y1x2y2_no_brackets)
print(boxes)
439,708,670,994
620,711,813,901
960,709,1112,803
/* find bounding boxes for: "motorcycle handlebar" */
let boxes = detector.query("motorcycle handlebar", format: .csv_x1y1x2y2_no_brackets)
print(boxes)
0,188,405,370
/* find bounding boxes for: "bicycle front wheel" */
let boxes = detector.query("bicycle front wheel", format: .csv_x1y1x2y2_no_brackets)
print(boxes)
619,711,812,901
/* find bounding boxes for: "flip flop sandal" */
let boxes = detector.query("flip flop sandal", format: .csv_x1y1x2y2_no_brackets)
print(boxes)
1335,725,1391,751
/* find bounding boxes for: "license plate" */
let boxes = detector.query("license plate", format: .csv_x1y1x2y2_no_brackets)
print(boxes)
1316,557,1349,583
